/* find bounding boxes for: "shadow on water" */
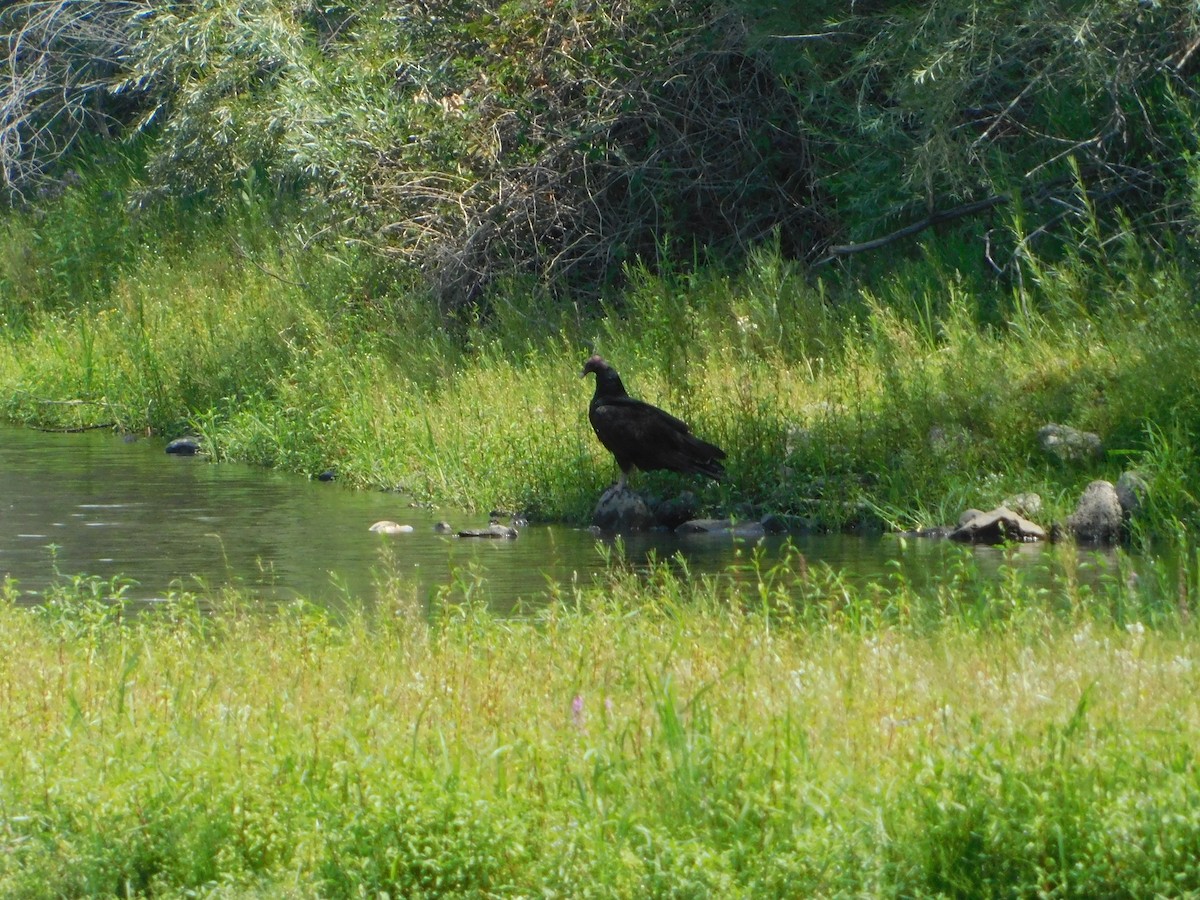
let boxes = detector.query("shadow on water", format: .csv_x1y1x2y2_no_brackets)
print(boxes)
0,425,1164,613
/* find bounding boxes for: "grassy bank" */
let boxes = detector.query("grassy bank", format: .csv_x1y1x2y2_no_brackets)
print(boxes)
3,1,1200,535
1,546,1198,896
2,171,1199,535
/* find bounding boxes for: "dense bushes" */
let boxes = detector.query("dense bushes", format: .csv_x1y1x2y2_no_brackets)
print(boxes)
7,1,1200,309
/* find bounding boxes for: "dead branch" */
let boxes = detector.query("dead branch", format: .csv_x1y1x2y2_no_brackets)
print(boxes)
817,195,1010,264
0,1,144,199
369,11,827,311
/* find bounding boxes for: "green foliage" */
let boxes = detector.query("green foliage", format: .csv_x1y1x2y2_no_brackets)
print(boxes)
121,0,380,201
3,186,1200,534
0,549,1199,894
5,3,1200,894
3,0,1200,537
757,0,1200,244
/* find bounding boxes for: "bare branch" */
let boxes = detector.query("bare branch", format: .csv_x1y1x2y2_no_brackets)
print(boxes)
0,0,145,199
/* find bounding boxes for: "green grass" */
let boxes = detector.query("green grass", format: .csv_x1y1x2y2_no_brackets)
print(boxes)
1,545,1199,896
3,5,1200,894
2,180,1199,537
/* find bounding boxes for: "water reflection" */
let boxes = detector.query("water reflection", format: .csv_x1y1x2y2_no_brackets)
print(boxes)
0,425,1149,612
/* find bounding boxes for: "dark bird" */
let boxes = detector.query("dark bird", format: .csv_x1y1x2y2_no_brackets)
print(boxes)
581,355,727,490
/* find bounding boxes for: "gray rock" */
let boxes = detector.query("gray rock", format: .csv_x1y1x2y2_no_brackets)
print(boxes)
675,518,732,534
592,486,654,532
165,436,201,455
654,491,698,529
675,518,766,539
949,507,1046,544
1038,423,1103,463
1003,492,1042,518
1115,471,1149,520
456,523,518,539
1062,480,1123,544
901,526,956,539
732,522,767,539
958,508,985,527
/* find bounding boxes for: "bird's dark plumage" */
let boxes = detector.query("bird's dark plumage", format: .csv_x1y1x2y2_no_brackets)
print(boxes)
581,355,726,489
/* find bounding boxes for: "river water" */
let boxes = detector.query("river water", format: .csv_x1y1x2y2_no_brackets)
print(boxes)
0,425,1139,612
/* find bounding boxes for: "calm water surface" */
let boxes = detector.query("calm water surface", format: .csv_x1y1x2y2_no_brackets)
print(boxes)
0,426,1137,611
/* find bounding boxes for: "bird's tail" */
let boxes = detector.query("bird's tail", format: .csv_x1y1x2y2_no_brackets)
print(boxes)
693,458,727,481
679,436,726,481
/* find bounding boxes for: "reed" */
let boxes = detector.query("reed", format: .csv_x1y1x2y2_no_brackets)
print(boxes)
1,177,1199,536
0,547,1197,896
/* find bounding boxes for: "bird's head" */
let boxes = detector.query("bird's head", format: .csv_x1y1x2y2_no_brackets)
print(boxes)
580,355,609,378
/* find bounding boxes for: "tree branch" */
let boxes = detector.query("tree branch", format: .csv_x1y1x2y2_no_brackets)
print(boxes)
816,194,1010,265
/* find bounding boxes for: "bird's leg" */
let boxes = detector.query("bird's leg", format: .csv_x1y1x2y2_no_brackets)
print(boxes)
616,471,628,492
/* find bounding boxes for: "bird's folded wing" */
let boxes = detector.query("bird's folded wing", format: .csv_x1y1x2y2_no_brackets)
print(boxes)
594,396,693,434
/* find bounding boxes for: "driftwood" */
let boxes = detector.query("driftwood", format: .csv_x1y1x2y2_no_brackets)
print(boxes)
13,390,117,432
31,422,116,433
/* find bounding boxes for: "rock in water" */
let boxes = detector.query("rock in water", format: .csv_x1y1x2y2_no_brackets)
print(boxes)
456,523,519,539
1062,480,1123,544
165,437,201,455
950,507,1046,544
592,485,655,532
653,491,699,529
370,521,414,534
675,518,766,539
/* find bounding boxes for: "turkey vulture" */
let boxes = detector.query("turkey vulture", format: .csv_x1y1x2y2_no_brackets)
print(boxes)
581,355,727,490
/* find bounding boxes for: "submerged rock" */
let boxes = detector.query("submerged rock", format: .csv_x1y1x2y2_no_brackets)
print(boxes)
900,525,956,539
675,518,767,539
165,436,201,455
457,523,519,539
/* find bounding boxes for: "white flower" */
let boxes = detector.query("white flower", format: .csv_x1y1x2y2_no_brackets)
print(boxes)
735,314,758,333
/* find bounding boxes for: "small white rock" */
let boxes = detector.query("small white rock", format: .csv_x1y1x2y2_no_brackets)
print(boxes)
370,521,414,534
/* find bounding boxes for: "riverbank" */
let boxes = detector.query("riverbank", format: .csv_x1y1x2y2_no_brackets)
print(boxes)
3,1,1199,539
1,547,1198,896
2,179,1198,538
